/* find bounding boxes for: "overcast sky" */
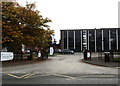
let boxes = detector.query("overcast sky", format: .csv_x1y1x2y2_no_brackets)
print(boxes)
17,0,119,43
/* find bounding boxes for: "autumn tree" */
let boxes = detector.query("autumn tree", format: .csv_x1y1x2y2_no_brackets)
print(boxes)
2,2,54,52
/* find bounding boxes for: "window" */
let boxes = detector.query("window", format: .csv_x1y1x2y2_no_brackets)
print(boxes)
96,30,102,52
89,30,95,52
103,29,109,51
64,31,67,49
75,30,81,52
68,31,74,50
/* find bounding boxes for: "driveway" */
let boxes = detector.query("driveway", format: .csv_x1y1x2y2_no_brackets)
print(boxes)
2,53,118,74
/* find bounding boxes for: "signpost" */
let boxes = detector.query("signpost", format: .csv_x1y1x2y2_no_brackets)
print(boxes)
1,52,14,61
38,51,41,57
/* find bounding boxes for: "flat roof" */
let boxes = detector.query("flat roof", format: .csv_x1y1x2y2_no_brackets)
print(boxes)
60,28,120,31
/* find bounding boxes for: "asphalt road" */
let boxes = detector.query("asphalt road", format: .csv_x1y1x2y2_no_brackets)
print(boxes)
2,73,119,84
1,53,119,84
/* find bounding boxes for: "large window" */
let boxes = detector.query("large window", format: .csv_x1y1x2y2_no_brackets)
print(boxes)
96,30,102,52
118,29,120,51
68,31,74,50
110,29,116,51
89,30,95,52
64,31,67,49
103,29,109,51
75,30,81,52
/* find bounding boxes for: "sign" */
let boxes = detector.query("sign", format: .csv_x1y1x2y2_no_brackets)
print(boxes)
38,51,41,57
1,52,14,61
50,47,54,55
87,52,91,58
21,44,25,52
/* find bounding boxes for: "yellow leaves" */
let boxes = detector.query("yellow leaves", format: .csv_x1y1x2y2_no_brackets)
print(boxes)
12,35,18,38
2,37,13,43
3,25,10,28
10,31,16,34
17,31,21,33
2,2,54,49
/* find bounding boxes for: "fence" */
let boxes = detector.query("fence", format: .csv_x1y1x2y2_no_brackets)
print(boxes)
14,52,37,60
91,52,120,62
14,52,48,60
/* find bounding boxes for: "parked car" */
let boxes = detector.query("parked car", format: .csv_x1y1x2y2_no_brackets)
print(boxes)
55,49,62,53
59,49,74,54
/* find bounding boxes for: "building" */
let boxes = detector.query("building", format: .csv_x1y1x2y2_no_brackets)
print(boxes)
60,28,120,52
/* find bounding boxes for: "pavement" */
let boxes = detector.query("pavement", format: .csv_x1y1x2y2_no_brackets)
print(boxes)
2,58,52,67
82,55,120,68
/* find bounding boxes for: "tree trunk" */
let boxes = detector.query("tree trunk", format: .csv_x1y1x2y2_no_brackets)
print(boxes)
20,50,23,60
29,50,33,60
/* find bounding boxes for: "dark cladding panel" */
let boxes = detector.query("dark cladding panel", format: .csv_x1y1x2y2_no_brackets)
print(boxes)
75,30,81,52
68,31,74,50
110,29,117,51
64,31,67,49
118,29,120,51
60,31,64,49
103,29,109,51
89,30,95,52
96,30,102,52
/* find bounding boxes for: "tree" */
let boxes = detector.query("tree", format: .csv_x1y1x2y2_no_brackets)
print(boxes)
2,2,23,51
2,2,54,57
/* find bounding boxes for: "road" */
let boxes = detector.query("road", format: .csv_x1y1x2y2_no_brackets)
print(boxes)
1,53,119,84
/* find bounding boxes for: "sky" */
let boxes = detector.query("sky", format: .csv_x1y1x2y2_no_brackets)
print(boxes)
17,0,119,43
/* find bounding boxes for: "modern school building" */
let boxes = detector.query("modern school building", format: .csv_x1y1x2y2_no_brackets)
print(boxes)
60,28,120,52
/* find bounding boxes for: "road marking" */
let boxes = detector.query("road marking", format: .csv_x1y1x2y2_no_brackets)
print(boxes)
81,75,115,78
52,74,76,79
6,73,30,79
24,73,36,79
23,73,76,79
24,74,54,78
114,67,120,68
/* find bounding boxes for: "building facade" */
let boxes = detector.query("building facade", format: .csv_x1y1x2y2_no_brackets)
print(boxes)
60,28,120,52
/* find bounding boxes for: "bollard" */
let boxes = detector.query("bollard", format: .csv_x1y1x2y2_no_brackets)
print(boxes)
83,50,87,60
104,52,110,62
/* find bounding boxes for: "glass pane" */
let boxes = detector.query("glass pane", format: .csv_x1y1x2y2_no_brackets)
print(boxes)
118,29,120,50
96,30,102,52
68,31,74,50
64,31,67,49
89,30,95,52
110,29,116,51
75,30,81,52
103,29,109,51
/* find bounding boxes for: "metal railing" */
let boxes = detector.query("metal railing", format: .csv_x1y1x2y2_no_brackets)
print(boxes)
91,52,120,62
